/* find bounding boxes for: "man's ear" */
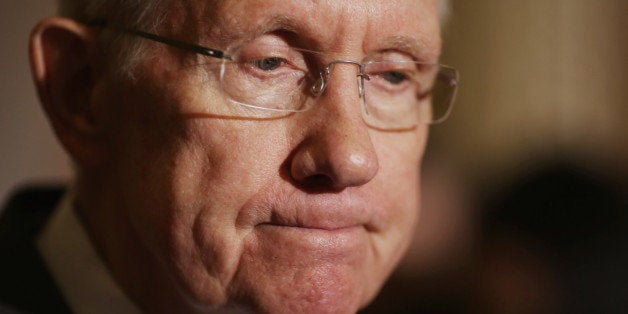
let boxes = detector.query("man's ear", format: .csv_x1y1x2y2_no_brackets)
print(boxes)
30,17,109,166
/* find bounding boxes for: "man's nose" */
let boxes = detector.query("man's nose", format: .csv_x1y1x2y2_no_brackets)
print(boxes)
289,64,379,191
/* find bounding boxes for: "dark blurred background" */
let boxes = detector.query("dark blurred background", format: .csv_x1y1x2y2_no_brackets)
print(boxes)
1,1,627,313
365,0,628,313
366,1,628,313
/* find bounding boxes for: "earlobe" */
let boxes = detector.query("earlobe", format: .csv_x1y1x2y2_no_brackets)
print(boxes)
30,17,108,166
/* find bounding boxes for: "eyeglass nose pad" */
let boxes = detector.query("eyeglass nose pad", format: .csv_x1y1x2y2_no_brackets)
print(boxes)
357,73,370,115
356,74,370,98
311,74,326,96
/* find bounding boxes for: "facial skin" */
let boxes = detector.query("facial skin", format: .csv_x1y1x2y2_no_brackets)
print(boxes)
32,0,441,312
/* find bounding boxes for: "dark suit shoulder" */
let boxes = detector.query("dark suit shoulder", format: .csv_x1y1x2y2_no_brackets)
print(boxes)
0,185,65,241
0,184,71,313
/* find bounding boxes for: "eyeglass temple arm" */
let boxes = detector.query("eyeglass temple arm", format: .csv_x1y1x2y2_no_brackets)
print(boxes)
87,19,231,60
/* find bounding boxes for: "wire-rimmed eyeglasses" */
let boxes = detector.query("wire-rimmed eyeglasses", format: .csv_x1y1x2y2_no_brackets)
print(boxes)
88,19,459,130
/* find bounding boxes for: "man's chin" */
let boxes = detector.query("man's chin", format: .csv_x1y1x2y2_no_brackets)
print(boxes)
223,234,379,313
229,270,367,314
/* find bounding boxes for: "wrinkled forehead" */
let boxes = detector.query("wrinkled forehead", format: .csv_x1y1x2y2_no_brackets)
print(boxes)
168,0,441,59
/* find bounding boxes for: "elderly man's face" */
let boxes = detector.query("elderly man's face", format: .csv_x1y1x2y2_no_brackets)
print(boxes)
99,0,440,312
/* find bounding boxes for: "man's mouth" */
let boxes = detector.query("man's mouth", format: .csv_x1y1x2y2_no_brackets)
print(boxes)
257,222,364,232
254,222,370,257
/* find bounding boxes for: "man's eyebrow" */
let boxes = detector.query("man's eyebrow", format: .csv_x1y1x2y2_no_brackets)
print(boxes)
206,10,440,61
378,35,441,62
243,15,314,46
207,13,303,46
259,15,300,33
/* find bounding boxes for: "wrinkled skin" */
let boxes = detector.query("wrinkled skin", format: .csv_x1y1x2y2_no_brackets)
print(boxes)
79,0,441,312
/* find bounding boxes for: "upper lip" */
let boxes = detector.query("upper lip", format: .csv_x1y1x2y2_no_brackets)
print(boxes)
238,187,379,232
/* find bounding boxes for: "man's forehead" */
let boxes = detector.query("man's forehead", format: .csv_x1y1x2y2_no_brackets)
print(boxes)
172,0,441,58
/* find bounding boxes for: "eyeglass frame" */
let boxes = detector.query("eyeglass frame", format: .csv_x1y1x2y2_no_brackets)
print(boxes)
87,19,459,127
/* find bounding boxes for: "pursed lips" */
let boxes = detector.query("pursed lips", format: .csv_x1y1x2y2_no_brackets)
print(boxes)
253,219,371,258
238,190,381,233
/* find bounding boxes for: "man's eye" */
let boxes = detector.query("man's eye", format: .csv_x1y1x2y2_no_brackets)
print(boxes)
251,57,284,71
381,71,408,84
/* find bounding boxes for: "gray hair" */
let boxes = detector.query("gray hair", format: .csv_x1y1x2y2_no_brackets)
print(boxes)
57,0,167,28
56,0,171,79
57,0,450,29
56,0,451,78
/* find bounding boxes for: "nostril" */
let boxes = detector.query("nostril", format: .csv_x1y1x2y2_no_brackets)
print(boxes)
299,174,336,192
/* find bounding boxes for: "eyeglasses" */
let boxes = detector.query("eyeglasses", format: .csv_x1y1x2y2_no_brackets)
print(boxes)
89,19,459,130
